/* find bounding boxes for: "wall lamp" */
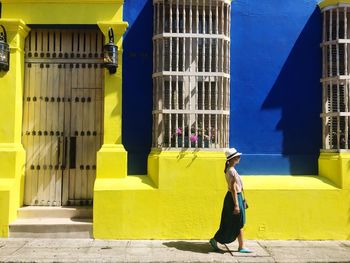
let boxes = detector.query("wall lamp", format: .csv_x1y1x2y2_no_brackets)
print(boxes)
103,28,118,74
0,25,9,72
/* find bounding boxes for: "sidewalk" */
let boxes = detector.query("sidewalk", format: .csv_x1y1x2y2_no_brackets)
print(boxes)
1,239,350,263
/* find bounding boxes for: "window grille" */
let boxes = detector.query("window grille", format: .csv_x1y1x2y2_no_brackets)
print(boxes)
152,0,231,149
321,5,350,150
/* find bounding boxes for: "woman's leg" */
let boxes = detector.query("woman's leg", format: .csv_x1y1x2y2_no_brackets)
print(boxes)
237,229,244,250
237,229,253,253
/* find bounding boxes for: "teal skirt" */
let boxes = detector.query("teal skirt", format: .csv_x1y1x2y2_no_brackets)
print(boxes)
214,191,245,244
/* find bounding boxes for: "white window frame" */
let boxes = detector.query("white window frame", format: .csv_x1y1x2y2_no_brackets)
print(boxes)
152,0,231,149
321,6,350,151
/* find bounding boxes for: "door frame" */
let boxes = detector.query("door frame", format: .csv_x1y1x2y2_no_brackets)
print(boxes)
22,28,105,206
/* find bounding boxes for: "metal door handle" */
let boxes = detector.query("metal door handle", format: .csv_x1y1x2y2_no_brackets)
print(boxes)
69,136,76,169
57,136,61,165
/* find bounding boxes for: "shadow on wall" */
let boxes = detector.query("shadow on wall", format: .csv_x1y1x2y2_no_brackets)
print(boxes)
122,0,153,175
261,8,322,175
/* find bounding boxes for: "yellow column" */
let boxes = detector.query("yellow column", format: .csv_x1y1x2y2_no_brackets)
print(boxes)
96,21,128,179
0,19,29,237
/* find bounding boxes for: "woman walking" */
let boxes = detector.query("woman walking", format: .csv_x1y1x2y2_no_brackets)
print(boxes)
209,148,252,253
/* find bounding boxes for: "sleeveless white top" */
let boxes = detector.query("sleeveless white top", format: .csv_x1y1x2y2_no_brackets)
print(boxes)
225,166,243,193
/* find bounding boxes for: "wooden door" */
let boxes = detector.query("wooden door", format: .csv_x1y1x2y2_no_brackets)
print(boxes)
22,29,104,206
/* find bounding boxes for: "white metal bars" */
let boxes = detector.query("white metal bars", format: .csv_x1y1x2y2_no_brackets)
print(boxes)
321,6,350,150
152,0,230,149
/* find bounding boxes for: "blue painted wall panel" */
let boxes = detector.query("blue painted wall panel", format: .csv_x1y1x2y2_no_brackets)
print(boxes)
123,0,153,174
123,0,322,175
230,1,322,174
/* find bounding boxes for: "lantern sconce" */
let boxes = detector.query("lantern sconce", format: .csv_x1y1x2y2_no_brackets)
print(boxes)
103,28,118,74
0,25,10,72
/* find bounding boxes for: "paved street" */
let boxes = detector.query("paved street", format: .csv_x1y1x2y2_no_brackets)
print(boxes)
1,239,350,262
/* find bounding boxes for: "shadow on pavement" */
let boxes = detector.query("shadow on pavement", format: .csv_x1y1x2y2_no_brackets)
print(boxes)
163,241,220,254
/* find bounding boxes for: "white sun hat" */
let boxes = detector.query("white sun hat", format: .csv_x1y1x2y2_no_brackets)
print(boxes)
225,148,242,161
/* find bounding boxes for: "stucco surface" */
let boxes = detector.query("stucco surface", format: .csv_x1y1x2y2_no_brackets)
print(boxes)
122,0,322,175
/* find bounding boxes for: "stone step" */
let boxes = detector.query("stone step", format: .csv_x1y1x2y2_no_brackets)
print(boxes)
17,206,93,219
9,218,93,238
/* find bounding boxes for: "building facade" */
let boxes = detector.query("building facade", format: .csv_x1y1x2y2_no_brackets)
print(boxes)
0,0,349,239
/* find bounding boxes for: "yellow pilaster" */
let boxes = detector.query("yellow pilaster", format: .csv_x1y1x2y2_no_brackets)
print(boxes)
96,21,128,180
0,19,30,237
94,21,128,237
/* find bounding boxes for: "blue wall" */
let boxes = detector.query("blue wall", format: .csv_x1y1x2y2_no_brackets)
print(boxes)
123,0,322,175
123,0,153,175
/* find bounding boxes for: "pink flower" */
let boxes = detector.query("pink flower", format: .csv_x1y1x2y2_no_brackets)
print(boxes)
176,128,182,135
190,134,198,142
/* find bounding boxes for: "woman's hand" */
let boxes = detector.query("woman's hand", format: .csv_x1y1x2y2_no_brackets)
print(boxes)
233,205,240,214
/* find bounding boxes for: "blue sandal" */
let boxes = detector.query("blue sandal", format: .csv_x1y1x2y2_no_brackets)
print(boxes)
238,248,253,253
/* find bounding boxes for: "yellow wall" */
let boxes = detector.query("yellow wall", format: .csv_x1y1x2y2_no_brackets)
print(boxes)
92,0,350,239
94,151,226,239
244,175,349,239
0,1,128,237
1,0,350,241
1,0,124,24
94,150,350,240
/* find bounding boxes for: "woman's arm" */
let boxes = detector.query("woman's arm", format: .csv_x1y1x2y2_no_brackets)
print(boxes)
230,176,240,214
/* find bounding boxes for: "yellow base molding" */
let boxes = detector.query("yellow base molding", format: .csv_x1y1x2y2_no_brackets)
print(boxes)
243,176,349,239
0,144,25,238
96,144,128,181
93,150,350,240
93,150,226,239
0,186,11,237
96,144,128,179
319,152,350,189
